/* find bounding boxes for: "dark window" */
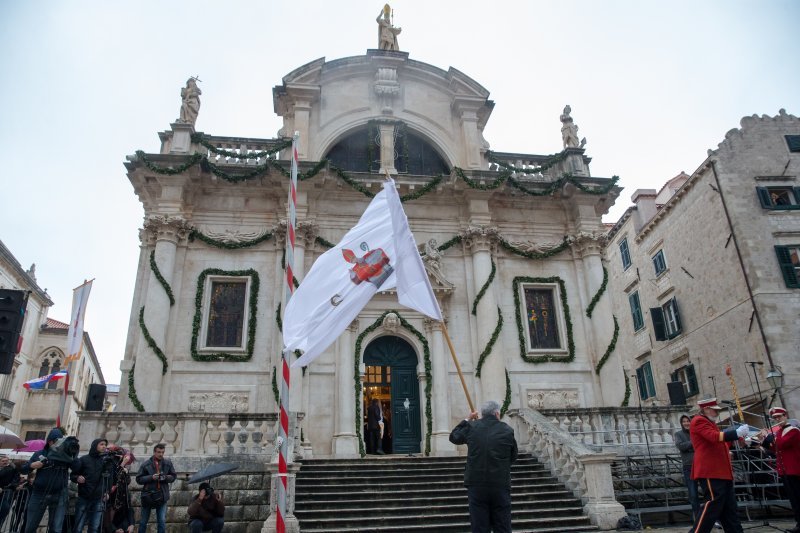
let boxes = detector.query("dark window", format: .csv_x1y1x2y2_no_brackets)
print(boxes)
775,245,800,288
786,135,800,153
636,361,657,400
206,281,247,348
619,238,632,270
325,125,449,176
672,364,699,398
651,298,683,341
756,186,800,210
38,352,62,390
48,360,61,390
653,249,667,276
629,291,644,332
523,287,561,350
25,431,46,441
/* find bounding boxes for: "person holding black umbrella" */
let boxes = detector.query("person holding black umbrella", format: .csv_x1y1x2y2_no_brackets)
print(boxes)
188,482,224,533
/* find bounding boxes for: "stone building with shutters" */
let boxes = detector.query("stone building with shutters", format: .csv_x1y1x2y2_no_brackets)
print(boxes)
116,45,627,458
605,110,800,419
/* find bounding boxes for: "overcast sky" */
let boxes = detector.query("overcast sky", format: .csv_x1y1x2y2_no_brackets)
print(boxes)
1,1,797,384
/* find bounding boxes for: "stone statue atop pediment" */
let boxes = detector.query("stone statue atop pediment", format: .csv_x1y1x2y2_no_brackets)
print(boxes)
377,4,401,51
560,105,586,149
178,77,202,126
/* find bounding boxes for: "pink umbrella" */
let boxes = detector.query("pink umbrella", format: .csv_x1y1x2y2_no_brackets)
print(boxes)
19,439,46,452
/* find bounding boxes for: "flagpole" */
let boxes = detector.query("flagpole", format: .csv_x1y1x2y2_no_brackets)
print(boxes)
440,321,475,413
277,132,299,533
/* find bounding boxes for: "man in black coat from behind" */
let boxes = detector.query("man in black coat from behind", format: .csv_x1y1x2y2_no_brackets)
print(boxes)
71,438,113,533
450,400,518,533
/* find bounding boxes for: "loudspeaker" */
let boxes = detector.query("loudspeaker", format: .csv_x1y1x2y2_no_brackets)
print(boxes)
85,384,107,411
667,381,687,406
0,289,27,374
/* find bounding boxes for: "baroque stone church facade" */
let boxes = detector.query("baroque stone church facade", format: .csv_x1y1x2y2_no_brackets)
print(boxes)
118,46,623,457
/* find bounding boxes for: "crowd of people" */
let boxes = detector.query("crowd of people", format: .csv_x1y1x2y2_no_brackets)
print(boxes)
0,432,225,533
674,398,800,533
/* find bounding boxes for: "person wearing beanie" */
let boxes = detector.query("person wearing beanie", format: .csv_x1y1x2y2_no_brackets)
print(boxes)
689,398,749,533
760,407,800,533
674,414,701,524
187,481,225,533
20,428,75,533
71,438,113,533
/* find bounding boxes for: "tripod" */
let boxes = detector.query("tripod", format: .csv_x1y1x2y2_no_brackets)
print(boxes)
740,361,786,532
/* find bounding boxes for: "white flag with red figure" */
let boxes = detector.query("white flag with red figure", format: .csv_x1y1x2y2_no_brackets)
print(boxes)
285,179,440,368
65,280,92,362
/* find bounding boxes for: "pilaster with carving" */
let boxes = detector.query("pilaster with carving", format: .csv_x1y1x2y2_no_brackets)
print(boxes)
333,320,360,457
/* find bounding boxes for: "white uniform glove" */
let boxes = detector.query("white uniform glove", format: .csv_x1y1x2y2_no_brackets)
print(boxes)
736,425,749,438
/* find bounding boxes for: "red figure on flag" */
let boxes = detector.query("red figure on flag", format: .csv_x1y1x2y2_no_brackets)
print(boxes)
342,247,393,288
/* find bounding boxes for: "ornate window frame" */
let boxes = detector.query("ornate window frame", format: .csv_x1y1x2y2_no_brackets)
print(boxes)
513,276,574,363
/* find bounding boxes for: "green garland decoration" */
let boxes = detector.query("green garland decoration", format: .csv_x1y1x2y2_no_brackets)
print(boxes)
279,249,301,289
475,307,503,378
501,369,511,417
272,366,279,406
329,164,376,198
454,167,507,190
436,235,463,252
135,150,203,175
354,310,432,457
127,363,145,412
203,158,272,183
192,134,291,159
585,266,608,318
487,150,568,174
472,260,496,315
594,316,619,375
275,302,282,332
268,158,328,181
190,268,259,362
621,372,631,407
400,174,444,202
189,228,274,249
314,236,336,249
498,236,570,260
138,306,168,375
512,276,575,363
149,251,175,306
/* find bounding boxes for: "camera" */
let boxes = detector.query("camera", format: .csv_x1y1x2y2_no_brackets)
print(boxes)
205,486,214,497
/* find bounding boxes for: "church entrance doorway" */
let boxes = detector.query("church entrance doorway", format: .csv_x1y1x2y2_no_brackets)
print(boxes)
363,336,421,455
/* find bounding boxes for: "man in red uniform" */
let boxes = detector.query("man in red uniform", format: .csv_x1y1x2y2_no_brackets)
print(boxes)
760,407,800,533
690,398,749,533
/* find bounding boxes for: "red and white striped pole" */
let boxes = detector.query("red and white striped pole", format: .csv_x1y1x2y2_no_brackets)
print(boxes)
277,132,299,533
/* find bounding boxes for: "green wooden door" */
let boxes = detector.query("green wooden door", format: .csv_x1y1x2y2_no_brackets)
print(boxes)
363,336,421,454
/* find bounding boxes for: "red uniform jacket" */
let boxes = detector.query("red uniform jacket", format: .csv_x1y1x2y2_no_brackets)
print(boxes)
690,414,734,480
769,424,800,476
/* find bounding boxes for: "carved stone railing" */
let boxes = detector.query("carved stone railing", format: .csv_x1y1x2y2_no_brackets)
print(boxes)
76,411,303,461
538,406,685,455
195,135,287,165
511,408,626,529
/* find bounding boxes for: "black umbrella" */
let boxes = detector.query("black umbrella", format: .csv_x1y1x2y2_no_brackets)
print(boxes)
186,463,239,484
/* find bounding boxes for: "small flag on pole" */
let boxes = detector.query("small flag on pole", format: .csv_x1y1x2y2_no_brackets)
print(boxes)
64,280,92,363
24,370,68,391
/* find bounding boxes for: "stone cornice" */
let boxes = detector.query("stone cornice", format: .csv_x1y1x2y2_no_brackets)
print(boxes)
0,239,52,306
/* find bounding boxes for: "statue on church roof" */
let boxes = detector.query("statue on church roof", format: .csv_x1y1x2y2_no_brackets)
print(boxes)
560,105,586,149
377,4,401,51
178,77,202,126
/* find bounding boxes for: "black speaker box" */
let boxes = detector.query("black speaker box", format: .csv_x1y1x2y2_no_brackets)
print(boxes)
667,381,687,406
85,383,107,411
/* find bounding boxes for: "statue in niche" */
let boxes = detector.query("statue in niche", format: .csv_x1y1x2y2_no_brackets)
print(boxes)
423,239,442,271
377,4,401,51
178,77,202,126
560,105,586,149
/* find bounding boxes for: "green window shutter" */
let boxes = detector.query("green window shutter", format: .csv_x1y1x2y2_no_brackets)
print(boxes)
775,246,800,288
687,364,699,396
671,299,683,336
651,307,667,341
757,187,773,208
793,187,800,204
644,363,656,398
636,367,646,400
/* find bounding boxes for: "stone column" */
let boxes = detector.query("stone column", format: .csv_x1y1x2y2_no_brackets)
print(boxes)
135,215,189,411
378,122,397,175
464,225,505,405
332,320,359,457
425,318,455,455
453,98,484,170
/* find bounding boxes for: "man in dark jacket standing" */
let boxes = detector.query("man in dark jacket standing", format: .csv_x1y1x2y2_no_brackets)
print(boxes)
72,438,113,533
187,482,225,533
449,400,518,533
690,398,749,533
135,444,176,533
21,428,73,533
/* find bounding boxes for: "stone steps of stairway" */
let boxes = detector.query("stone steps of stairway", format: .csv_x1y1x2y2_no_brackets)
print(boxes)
295,453,596,532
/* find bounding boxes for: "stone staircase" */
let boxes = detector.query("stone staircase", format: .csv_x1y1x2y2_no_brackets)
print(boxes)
294,454,597,532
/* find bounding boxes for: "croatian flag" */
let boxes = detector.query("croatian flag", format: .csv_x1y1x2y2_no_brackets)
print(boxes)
24,370,68,391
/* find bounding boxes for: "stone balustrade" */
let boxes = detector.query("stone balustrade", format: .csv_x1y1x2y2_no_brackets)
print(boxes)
487,152,557,180
196,135,287,165
511,408,626,529
538,406,685,455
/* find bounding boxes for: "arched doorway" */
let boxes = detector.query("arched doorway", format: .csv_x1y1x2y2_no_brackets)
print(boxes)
363,336,421,454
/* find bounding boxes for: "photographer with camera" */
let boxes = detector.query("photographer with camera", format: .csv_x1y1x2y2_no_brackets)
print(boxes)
71,438,114,533
187,482,224,533
135,444,175,533
20,428,76,533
